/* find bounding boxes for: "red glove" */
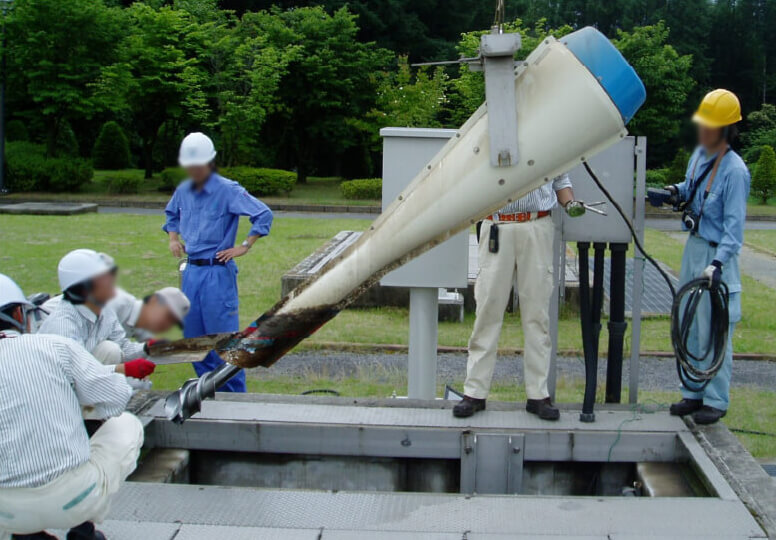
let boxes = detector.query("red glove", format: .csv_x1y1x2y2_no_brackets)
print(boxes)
123,358,156,379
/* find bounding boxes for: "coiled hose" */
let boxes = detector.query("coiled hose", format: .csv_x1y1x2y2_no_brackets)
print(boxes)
582,162,729,391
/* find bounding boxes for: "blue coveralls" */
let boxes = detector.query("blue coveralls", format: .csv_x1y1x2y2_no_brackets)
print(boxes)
163,172,273,392
674,146,750,411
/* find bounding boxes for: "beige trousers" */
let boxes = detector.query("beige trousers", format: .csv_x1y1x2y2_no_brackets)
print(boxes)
464,217,555,400
0,413,144,538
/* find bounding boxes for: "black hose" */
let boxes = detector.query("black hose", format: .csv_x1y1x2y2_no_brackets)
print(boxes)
578,242,596,422
582,161,728,391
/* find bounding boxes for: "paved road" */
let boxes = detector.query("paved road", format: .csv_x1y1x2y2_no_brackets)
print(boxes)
646,217,776,231
245,350,776,393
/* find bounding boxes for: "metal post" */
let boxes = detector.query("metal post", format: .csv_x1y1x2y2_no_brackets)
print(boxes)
408,287,439,399
578,242,595,422
0,2,10,195
629,137,647,403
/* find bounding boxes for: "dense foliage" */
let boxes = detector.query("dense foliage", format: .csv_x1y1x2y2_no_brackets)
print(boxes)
5,0,776,189
5,142,93,192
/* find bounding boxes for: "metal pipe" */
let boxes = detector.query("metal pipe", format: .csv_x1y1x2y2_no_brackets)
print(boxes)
591,242,606,361
606,242,628,403
578,242,595,422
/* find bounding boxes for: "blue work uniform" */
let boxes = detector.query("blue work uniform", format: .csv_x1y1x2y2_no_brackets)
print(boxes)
163,172,273,392
674,146,750,410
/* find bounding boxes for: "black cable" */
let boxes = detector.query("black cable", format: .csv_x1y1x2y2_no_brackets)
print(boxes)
582,161,728,390
300,389,341,396
729,427,776,438
583,162,676,296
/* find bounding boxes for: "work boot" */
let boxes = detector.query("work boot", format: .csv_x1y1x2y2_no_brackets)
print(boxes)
67,522,106,540
452,396,486,418
13,533,58,539
669,398,703,417
526,398,560,421
692,406,726,425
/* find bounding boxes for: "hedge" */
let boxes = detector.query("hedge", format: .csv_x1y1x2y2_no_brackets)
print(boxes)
160,167,187,191
645,168,668,188
221,167,296,196
5,141,93,192
159,166,296,196
104,171,145,194
341,178,382,200
93,121,131,170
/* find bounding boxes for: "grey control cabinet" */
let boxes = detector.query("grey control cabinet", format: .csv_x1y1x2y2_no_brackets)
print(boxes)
380,127,469,288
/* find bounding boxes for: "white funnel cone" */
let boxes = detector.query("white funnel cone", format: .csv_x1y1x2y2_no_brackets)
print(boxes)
163,27,646,422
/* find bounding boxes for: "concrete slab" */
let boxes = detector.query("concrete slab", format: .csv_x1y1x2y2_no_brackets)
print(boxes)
0,201,97,215
176,524,319,539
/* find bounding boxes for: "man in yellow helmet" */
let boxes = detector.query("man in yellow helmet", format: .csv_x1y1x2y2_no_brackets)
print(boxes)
664,89,750,424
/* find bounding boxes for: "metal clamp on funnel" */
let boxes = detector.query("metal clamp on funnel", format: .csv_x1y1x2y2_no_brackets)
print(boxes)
472,29,522,167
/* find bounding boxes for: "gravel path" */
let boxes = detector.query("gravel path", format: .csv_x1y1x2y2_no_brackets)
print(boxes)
248,350,776,391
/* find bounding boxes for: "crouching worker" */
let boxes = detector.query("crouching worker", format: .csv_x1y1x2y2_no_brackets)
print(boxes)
665,90,750,425
38,249,155,381
163,133,273,392
0,274,143,540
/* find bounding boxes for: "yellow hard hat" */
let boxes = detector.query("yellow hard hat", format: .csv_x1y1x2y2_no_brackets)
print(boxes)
692,89,742,128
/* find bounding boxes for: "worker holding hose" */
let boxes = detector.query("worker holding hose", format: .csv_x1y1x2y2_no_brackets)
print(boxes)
163,133,273,393
666,90,750,425
454,177,585,420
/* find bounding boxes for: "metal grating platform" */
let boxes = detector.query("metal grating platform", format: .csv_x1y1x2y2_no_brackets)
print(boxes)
80,482,764,539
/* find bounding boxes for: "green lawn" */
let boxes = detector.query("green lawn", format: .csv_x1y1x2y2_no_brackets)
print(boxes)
747,196,776,217
746,230,776,255
4,169,380,207
2,216,774,355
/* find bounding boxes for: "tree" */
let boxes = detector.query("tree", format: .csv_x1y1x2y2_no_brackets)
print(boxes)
613,23,694,153
667,148,691,184
100,4,208,178
93,121,131,170
371,56,448,128
261,6,392,182
752,145,776,204
741,103,776,164
7,0,122,156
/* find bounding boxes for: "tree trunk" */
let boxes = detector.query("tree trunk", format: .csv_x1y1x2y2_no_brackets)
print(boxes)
45,116,61,158
296,161,308,184
142,139,154,180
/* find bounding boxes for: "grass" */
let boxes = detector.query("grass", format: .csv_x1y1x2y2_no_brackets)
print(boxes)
3,170,380,207
745,230,776,255
2,215,774,354
747,195,776,217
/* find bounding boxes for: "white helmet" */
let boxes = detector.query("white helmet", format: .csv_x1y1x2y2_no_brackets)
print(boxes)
0,273,32,332
178,132,217,167
155,287,191,322
58,249,114,292
98,252,117,272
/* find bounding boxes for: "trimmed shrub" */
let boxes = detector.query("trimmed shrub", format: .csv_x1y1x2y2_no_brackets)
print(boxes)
6,119,29,142
341,178,382,200
667,148,690,184
752,145,776,204
645,168,668,188
160,167,187,191
55,121,79,157
221,167,296,196
104,170,144,194
4,141,92,192
5,142,46,191
93,121,131,170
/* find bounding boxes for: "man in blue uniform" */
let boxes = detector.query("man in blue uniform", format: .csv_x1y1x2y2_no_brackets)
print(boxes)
666,90,750,425
163,133,273,392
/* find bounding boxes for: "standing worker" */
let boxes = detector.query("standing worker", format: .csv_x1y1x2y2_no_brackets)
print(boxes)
454,176,585,420
0,273,143,540
163,133,273,392
666,89,750,425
